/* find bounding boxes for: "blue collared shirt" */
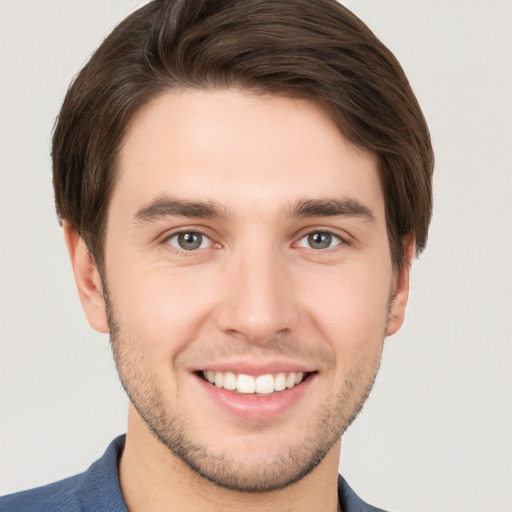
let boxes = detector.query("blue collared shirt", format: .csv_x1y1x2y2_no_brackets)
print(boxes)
0,435,387,511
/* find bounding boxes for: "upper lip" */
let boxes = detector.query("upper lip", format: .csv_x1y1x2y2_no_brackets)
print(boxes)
190,359,317,376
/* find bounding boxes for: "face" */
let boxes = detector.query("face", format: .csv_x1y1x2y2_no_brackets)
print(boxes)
76,89,410,492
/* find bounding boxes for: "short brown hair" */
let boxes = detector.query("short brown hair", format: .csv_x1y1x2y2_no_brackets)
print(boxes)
52,0,434,271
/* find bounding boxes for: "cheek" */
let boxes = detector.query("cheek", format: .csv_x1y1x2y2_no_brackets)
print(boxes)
107,263,218,351
300,263,392,348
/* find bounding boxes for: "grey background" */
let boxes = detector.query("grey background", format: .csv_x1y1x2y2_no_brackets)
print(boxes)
1,1,511,511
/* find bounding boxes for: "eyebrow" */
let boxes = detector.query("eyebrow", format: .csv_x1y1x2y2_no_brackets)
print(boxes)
133,195,375,224
289,198,375,222
133,197,228,222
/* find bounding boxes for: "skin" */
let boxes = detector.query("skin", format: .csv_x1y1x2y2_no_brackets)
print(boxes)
64,89,412,512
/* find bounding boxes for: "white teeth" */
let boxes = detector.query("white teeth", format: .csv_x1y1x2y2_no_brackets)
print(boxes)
223,371,237,390
274,372,286,391
237,374,256,394
202,370,307,394
214,371,224,387
255,374,274,394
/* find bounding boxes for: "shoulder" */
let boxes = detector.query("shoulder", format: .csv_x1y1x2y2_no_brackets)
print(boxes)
0,473,85,512
0,435,127,512
338,474,390,512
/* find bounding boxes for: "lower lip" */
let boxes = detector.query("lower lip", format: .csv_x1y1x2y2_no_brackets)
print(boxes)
194,373,316,420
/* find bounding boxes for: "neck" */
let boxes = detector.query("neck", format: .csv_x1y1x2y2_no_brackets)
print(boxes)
119,406,341,512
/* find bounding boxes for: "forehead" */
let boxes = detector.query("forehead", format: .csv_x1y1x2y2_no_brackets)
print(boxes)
112,88,383,219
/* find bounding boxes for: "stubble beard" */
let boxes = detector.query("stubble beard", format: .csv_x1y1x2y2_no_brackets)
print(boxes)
104,286,384,493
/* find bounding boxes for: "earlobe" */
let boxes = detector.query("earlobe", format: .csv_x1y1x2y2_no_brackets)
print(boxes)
386,238,415,337
63,221,110,334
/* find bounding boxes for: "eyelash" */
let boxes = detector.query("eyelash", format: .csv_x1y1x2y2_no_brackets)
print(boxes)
162,227,348,255
163,228,218,253
295,230,345,251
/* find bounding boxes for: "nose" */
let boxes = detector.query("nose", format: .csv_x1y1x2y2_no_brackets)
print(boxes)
214,246,300,345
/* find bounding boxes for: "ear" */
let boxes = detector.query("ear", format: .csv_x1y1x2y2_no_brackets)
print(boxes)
63,221,109,333
386,238,415,336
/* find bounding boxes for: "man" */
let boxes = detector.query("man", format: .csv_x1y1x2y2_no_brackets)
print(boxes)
1,0,433,510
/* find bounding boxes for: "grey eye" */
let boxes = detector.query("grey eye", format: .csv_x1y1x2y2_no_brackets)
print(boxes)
297,231,342,250
167,232,211,251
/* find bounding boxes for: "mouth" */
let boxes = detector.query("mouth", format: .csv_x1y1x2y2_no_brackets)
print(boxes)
197,370,313,395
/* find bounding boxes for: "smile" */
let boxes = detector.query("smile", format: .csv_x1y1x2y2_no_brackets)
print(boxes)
201,370,307,395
